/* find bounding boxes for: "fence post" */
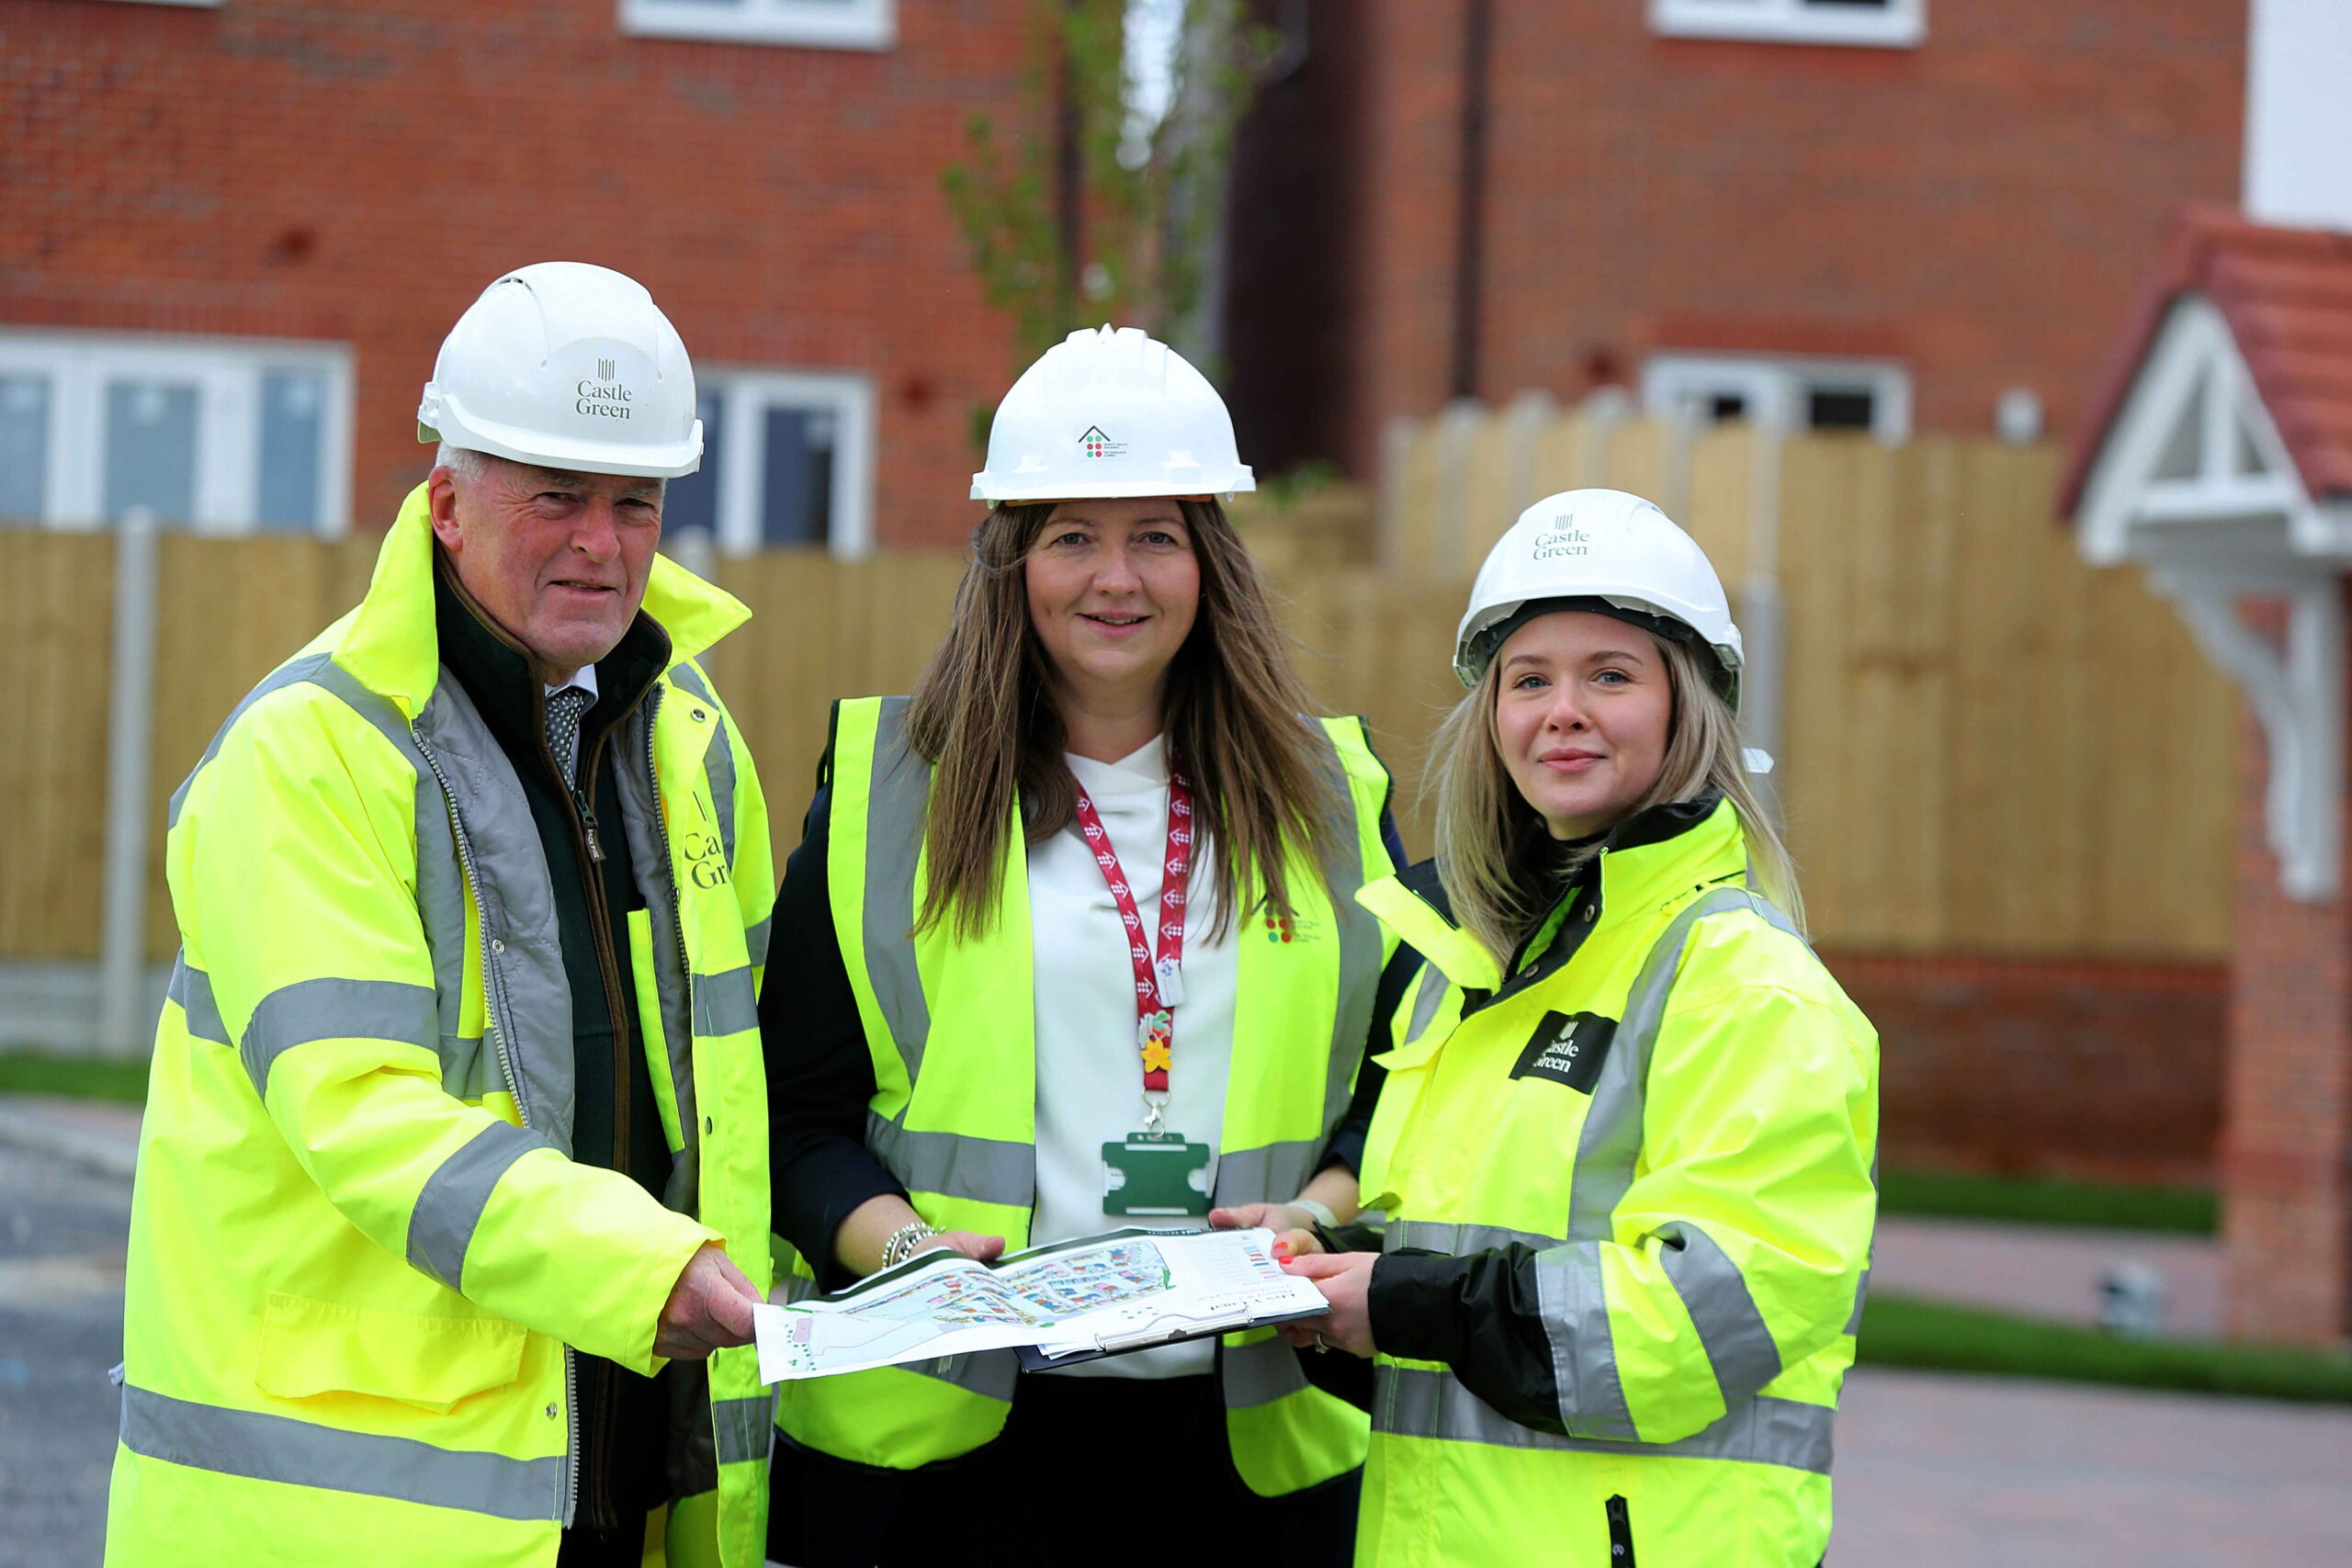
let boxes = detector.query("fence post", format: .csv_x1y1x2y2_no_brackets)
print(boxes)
1503,389,1556,519
1436,399,1485,577
98,507,160,1060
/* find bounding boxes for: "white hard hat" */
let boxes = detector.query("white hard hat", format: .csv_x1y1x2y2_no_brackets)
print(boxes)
418,261,703,479
971,324,1254,503
1454,488,1745,706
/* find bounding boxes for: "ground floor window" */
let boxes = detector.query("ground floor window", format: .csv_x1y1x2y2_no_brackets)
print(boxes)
658,368,878,557
0,329,353,534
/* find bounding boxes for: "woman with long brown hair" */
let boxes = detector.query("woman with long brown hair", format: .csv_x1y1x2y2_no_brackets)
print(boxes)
758,327,1403,1565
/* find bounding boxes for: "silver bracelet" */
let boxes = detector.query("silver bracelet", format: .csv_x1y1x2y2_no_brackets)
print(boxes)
1290,1197,1340,1231
880,1220,939,1269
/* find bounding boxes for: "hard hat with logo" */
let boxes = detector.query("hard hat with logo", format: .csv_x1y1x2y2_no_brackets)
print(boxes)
971,324,1253,504
1454,488,1745,706
418,261,703,479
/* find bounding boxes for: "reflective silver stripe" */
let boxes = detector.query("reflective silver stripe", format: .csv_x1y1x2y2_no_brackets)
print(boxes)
1544,886,1805,1436
243,978,438,1095
1210,1139,1317,1210
1402,961,1448,1046
407,1120,553,1290
1846,1265,1871,1336
1372,1366,1833,1475
418,680,578,1154
1220,1333,1309,1409
745,915,773,972
1386,1218,1553,1256
673,667,739,874
168,956,228,1045
1317,720,1384,1138
693,966,758,1037
712,1394,772,1467
862,697,934,1086
865,1111,1034,1210
613,697,697,1188
1657,1220,1781,1404
119,1383,565,1521
907,1349,1019,1401
1532,1241,1635,1439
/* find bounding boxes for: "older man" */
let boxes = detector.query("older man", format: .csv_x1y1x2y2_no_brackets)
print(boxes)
106,264,775,1567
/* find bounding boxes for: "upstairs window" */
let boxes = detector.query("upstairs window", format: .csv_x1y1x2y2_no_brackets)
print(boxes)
659,369,877,557
1643,353,1912,440
1650,0,1926,49
0,330,352,535
618,0,895,50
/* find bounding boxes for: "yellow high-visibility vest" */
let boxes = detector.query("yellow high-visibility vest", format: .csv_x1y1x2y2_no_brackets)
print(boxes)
775,695,1395,1496
107,486,777,1567
1353,799,1877,1567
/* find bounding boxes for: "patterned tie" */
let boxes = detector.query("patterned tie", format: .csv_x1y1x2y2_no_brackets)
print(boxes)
545,686,591,789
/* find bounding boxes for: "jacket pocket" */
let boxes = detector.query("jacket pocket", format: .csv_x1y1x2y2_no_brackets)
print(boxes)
254,1291,528,1415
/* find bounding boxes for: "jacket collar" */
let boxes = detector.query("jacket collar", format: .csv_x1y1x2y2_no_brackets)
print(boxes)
1359,795,1747,994
335,482,753,722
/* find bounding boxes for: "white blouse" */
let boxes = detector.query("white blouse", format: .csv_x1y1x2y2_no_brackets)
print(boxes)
1028,736,1239,1380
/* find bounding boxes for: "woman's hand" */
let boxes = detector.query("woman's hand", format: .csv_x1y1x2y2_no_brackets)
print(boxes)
1208,1201,1323,1258
910,1230,1006,1264
1277,1251,1378,1358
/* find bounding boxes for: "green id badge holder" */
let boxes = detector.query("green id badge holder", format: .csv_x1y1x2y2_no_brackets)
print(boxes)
1102,1132,1214,1216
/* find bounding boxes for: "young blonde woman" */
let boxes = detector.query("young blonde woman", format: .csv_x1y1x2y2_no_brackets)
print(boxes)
758,327,1405,1565
1278,490,1878,1567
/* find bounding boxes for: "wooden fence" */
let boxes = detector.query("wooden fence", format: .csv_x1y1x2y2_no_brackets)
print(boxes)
0,417,2235,970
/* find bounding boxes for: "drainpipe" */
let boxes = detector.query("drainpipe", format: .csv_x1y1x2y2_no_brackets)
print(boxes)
1450,0,1492,401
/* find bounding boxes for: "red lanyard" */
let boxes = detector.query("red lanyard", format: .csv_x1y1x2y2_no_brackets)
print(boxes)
1071,757,1193,1093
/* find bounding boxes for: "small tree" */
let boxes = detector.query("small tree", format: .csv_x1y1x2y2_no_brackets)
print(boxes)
942,0,1278,403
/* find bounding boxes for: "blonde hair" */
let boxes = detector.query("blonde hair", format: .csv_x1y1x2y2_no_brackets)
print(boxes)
1428,627,1803,964
904,499,1348,942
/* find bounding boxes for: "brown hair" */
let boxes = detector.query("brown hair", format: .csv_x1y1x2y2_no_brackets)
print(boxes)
1428,627,1804,964
904,498,1348,942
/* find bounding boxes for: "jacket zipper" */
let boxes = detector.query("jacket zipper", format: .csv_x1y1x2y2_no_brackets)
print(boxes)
411,719,580,1529
643,684,695,1079
551,716,637,1534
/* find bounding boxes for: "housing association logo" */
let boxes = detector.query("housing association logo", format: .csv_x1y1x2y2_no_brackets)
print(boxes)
577,357,632,421
1079,424,1127,460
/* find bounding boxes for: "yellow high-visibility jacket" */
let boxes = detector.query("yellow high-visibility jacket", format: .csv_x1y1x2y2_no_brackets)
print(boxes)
774,695,1394,1496
106,486,776,1567
1351,797,1877,1567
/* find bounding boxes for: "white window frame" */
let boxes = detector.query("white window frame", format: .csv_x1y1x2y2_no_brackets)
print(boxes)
1650,0,1925,49
617,0,895,50
1642,351,1912,441
0,328,355,536
695,367,877,558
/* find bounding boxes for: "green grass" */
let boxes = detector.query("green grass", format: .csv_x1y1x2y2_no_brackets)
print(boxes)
1879,1167,2218,1235
0,1050,151,1103
1859,1292,2352,1404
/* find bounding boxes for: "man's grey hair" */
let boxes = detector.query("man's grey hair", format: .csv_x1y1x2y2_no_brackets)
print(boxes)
435,442,487,482
433,442,663,502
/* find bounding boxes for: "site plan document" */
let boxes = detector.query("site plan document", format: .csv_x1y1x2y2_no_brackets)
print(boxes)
752,1226,1330,1382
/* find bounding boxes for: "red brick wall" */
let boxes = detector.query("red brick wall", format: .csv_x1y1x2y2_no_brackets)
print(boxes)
1827,951,2226,1190
2222,637,2352,1344
1226,0,2246,479
0,0,1032,545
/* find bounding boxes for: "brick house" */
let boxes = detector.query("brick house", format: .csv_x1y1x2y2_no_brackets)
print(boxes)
2066,207,2352,1341
0,0,1032,550
1223,0,2248,480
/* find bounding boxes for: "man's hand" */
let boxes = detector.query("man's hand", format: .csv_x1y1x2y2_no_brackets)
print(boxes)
1208,1201,1322,1258
655,1244,760,1361
1277,1251,1378,1358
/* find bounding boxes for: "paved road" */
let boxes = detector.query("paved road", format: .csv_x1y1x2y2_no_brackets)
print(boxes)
6,1102,2352,1563
1837,1366,2352,1565
0,1142,129,1566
